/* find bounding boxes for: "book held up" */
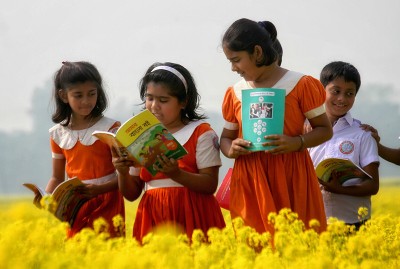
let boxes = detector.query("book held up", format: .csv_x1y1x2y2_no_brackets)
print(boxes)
92,109,187,176
241,88,285,151
315,157,372,184
23,177,88,226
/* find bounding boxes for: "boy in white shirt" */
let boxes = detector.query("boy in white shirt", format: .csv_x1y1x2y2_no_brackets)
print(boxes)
308,61,380,230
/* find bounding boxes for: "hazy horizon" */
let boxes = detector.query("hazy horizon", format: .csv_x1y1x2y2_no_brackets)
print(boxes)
1,0,400,133
1,0,399,194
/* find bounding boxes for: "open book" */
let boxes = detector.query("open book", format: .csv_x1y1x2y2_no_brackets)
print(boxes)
241,88,286,151
92,109,188,176
23,177,88,226
315,158,373,184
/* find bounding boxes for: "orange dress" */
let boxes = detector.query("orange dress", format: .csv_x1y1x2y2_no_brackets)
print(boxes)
49,117,125,238
133,121,226,242
222,71,327,234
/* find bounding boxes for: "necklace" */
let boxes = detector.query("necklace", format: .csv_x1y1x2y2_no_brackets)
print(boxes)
70,117,94,142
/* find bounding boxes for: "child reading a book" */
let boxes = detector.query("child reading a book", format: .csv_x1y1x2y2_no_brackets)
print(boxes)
219,18,332,235
308,61,380,230
112,62,225,243
360,124,400,166
45,61,125,238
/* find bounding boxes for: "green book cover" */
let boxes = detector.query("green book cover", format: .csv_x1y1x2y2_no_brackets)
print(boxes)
241,88,286,151
92,109,187,176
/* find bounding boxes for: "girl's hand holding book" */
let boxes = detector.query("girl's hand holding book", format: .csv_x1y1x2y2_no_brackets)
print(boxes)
228,138,252,159
318,170,343,193
154,154,180,175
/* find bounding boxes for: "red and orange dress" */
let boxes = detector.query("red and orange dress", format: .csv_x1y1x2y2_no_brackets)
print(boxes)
132,121,226,242
222,71,327,234
49,116,125,238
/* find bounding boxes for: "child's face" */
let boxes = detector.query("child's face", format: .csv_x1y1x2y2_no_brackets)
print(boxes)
223,45,259,81
325,77,357,120
59,81,98,118
145,82,185,130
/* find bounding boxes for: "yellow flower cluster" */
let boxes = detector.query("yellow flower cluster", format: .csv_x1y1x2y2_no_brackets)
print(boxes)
0,183,399,269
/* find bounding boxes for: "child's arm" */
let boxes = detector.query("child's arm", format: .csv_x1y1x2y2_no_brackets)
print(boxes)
112,147,143,201
46,158,66,193
304,113,333,147
155,154,219,194
81,178,119,198
359,124,381,142
377,145,400,165
115,160,143,201
220,128,252,159
360,124,400,165
319,162,379,196
265,113,333,154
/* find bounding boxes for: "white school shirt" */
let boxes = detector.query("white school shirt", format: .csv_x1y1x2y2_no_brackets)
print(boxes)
308,112,379,224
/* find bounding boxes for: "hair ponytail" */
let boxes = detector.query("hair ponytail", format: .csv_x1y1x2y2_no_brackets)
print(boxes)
257,21,277,43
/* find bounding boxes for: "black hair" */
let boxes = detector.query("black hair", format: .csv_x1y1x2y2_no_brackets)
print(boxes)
139,62,206,123
52,61,108,126
320,61,361,93
222,18,278,66
272,39,283,66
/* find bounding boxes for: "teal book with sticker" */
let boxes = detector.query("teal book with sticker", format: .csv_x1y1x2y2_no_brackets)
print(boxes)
241,88,286,151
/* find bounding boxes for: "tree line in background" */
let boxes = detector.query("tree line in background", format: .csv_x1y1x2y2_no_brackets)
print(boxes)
0,83,398,194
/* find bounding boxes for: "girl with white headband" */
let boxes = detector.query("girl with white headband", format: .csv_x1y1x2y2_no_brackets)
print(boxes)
113,62,225,243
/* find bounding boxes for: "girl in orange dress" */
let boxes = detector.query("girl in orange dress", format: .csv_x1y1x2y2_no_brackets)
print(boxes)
45,61,125,238
220,19,333,234
113,62,225,243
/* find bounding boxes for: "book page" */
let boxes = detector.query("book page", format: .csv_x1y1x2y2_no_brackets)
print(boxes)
23,183,46,197
92,131,129,158
316,158,372,183
51,178,88,225
22,183,47,208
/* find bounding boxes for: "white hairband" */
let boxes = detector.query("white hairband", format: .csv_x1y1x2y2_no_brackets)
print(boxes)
151,66,188,91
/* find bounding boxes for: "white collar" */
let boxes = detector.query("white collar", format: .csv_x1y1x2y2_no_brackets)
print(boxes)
49,117,118,149
333,112,355,132
172,120,206,145
233,70,304,100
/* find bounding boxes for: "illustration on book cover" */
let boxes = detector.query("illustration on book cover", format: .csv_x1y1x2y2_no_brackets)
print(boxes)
241,88,285,151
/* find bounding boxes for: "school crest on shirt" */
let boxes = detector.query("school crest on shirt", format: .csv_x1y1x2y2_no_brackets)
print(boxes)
212,133,220,150
339,140,354,154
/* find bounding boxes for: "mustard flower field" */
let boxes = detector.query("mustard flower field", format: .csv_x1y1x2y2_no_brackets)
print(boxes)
1,179,400,269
